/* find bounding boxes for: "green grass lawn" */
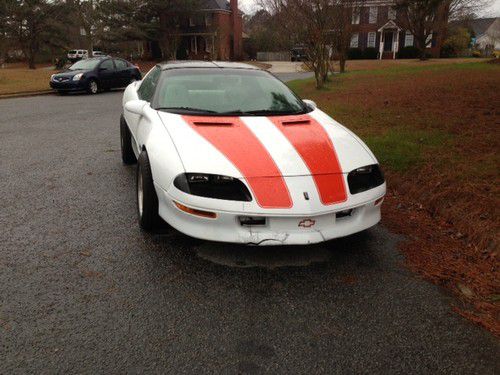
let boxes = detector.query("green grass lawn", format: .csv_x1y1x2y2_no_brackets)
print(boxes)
0,64,57,95
288,60,499,176
287,59,500,333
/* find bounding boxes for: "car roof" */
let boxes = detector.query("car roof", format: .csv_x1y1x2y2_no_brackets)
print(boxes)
157,61,260,71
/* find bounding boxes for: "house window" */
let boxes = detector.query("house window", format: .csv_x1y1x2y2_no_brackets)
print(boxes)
189,17,195,27
367,32,376,48
205,37,214,53
369,7,378,24
80,27,86,36
190,36,197,53
388,7,396,20
352,8,360,25
404,31,414,47
350,33,359,48
205,14,212,27
426,33,433,47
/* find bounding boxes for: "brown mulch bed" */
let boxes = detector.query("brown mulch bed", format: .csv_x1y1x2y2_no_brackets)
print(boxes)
295,61,500,335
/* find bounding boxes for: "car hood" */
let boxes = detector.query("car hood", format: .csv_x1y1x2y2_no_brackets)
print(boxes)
54,69,92,78
158,109,376,178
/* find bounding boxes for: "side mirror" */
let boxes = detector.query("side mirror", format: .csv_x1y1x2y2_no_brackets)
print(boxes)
303,99,317,110
125,100,148,116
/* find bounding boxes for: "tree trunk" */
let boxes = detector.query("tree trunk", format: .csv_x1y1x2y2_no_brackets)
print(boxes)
419,40,427,60
87,35,93,58
314,69,324,89
339,54,346,73
28,42,36,69
322,60,329,83
28,52,36,69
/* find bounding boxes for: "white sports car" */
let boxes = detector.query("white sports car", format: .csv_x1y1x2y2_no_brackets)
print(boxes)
121,61,386,245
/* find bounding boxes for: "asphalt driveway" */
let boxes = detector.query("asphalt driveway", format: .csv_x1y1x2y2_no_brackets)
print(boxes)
0,81,498,373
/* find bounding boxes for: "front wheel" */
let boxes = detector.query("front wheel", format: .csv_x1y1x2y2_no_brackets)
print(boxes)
137,150,160,231
86,79,99,95
120,115,136,165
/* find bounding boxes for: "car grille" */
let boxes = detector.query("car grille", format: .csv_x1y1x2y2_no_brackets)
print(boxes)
55,77,70,82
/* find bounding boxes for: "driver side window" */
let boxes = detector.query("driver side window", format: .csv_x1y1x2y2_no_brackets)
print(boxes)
138,67,161,102
100,59,115,71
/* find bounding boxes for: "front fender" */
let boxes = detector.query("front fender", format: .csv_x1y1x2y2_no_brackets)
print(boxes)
140,108,185,191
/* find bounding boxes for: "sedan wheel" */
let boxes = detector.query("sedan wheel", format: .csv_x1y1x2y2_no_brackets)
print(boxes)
87,79,98,95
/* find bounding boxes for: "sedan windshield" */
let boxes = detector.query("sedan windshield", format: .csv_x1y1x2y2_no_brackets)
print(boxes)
69,58,101,71
154,68,308,116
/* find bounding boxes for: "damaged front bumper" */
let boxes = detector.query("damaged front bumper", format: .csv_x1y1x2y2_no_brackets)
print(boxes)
156,184,385,245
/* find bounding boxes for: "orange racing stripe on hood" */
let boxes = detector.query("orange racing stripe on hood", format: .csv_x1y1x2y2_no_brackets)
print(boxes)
182,116,292,209
269,115,347,205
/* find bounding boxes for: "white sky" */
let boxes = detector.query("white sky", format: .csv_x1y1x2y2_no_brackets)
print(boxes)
238,0,500,17
484,0,500,16
239,0,260,13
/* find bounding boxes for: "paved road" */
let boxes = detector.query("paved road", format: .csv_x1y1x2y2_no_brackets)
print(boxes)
0,81,498,373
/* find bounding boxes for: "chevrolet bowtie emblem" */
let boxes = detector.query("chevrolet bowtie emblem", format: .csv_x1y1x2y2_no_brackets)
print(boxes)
298,219,316,228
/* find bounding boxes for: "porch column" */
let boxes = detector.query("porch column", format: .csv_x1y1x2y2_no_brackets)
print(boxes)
393,31,399,59
379,32,384,60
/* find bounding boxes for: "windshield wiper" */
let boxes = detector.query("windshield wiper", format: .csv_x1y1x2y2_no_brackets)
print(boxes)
217,110,256,116
220,109,305,116
157,107,218,114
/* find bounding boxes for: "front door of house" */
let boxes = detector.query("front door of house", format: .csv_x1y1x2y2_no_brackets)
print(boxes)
384,31,394,51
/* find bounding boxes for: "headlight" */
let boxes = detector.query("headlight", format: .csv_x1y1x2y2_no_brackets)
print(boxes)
51,74,56,81
174,173,252,202
72,73,84,81
347,164,385,194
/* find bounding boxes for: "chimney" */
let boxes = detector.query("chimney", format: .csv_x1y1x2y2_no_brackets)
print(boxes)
230,0,242,60
230,0,238,14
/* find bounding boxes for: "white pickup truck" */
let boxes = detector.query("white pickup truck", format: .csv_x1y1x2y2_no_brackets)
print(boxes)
67,50,106,62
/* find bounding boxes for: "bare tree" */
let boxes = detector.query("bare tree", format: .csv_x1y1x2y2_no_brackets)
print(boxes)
70,0,103,58
448,0,493,20
145,0,200,59
329,0,364,73
8,0,67,69
0,0,15,64
396,0,448,60
258,0,337,89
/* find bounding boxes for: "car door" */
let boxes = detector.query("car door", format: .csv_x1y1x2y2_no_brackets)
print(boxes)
125,66,161,148
114,59,131,87
97,59,117,89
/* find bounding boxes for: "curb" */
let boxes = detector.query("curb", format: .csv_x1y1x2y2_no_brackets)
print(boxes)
0,90,54,99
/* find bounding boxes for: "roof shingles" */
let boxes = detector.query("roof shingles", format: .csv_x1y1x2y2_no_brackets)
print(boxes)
201,0,231,11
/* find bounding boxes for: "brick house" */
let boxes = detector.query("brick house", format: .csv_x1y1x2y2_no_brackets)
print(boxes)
177,0,243,61
349,0,446,59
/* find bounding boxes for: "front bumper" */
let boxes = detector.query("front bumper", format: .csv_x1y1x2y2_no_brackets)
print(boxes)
49,79,86,91
156,184,384,245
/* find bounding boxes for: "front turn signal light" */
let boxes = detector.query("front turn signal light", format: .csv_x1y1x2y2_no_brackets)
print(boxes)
173,201,217,219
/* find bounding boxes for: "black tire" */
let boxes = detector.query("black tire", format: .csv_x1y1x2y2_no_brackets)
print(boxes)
137,150,160,231
58,91,67,96
120,115,137,165
86,79,99,95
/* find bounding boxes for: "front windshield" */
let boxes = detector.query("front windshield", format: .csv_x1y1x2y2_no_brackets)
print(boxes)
153,68,307,116
69,59,101,71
